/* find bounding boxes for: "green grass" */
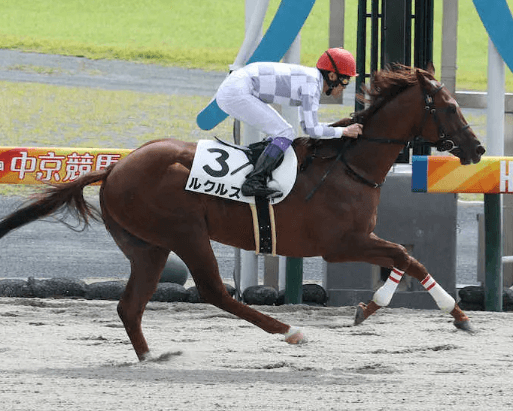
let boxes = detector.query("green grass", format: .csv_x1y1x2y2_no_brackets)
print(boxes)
0,80,353,149
0,0,512,90
0,81,230,148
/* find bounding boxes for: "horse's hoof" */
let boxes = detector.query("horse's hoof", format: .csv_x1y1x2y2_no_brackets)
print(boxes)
139,350,183,362
284,327,305,344
354,303,367,325
354,301,381,325
454,320,475,333
138,351,151,362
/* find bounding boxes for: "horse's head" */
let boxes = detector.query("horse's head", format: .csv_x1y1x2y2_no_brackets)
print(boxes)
415,66,485,165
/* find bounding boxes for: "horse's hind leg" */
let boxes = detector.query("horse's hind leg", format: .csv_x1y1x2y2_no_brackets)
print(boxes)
341,234,471,331
104,216,170,360
172,228,304,344
118,244,170,361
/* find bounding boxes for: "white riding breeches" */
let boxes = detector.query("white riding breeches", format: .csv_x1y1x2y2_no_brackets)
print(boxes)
216,70,295,141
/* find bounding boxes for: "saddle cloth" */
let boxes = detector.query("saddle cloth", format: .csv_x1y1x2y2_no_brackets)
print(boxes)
185,139,297,205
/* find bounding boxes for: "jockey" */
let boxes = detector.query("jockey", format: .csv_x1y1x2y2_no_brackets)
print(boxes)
215,47,363,198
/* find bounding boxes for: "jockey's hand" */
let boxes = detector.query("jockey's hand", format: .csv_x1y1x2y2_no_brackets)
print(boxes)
343,123,363,138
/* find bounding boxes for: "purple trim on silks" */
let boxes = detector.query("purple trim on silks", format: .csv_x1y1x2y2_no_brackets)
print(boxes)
263,136,292,159
263,143,283,159
272,136,293,151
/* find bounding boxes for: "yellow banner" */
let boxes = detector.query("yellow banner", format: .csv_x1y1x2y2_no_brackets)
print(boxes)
0,147,132,185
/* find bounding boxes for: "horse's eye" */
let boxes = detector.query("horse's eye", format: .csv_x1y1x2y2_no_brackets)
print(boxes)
448,104,457,114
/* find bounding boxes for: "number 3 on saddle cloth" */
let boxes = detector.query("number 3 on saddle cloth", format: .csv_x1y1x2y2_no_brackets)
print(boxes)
185,139,298,255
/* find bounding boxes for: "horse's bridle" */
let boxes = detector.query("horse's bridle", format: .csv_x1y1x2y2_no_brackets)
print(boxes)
306,80,470,199
416,82,470,153
340,81,471,188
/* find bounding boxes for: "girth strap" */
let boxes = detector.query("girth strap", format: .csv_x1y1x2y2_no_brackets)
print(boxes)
249,197,277,255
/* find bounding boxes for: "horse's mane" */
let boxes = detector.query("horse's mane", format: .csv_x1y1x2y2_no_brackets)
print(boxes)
354,64,435,124
294,65,435,150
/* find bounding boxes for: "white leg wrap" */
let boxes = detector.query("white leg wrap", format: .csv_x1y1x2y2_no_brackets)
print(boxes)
372,268,404,307
284,326,301,339
421,274,455,312
284,326,305,344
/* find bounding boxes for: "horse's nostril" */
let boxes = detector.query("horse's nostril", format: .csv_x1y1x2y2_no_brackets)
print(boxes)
476,145,486,155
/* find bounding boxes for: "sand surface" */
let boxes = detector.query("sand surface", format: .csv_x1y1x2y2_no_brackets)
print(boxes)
1,298,512,410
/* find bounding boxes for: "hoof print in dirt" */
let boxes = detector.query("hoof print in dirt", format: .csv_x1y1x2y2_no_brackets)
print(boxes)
85,281,127,301
243,285,278,306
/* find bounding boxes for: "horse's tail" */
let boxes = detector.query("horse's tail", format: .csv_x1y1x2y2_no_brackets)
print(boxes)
0,166,114,239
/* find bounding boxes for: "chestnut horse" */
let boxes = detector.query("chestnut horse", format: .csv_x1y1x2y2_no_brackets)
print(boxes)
0,66,484,361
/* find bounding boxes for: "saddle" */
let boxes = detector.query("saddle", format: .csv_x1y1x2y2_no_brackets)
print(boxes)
188,138,295,255
214,137,279,255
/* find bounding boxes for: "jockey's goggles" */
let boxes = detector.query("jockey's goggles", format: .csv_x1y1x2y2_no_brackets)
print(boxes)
337,76,350,87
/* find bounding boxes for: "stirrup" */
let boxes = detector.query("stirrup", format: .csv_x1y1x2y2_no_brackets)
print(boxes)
241,180,282,198
251,187,283,198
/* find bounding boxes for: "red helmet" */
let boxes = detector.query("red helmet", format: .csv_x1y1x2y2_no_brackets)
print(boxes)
316,48,358,77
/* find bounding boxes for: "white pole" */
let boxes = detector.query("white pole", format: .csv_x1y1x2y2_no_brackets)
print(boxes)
239,0,266,293
231,0,270,71
277,35,302,291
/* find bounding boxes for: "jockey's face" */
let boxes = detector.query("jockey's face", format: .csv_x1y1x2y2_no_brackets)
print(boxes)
325,72,349,98
330,82,345,98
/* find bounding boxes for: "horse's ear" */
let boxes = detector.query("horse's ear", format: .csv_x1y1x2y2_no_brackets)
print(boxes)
426,61,435,76
416,62,436,85
416,68,428,87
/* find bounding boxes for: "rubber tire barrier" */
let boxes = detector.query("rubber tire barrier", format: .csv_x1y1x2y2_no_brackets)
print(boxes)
458,286,513,311
0,278,331,307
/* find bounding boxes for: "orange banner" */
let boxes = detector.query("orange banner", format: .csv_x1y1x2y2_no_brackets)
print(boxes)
412,155,513,193
0,147,132,185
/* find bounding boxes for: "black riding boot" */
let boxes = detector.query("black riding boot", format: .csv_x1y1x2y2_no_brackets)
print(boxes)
241,150,284,198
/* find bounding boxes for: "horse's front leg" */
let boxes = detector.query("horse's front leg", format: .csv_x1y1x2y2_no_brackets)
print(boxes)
328,233,471,331
381,255,471,331
354,262,471,331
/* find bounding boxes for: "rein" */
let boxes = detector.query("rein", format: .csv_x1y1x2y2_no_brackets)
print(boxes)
305,141,348,201
305,137,407,200
340,136,408,189
306,80,467,200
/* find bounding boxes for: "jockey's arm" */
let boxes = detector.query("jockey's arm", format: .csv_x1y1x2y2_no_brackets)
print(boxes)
299,86,359,139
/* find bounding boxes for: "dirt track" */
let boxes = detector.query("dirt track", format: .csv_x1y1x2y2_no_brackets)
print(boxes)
1,297,512,410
